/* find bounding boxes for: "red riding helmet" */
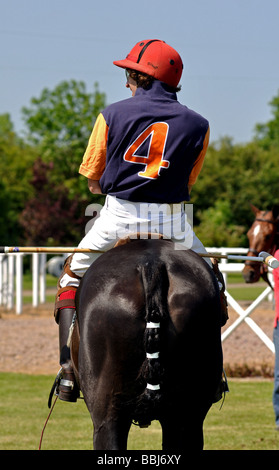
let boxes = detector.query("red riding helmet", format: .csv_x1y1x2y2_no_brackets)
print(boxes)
113,39,183,88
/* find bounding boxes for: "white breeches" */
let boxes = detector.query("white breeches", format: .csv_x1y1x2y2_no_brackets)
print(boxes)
60,195,211,288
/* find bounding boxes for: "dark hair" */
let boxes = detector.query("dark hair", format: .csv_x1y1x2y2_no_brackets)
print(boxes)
127,69,181,93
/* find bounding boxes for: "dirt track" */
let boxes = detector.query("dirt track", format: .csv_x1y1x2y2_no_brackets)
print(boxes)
0,300,276,377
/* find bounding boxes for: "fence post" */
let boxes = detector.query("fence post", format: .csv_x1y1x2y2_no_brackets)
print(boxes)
39,253,46,304
2,256,8,307
32,253,39,307
16,254,23,314
7,255,14,310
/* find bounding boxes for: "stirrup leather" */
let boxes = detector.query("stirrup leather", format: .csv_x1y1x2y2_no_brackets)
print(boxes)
48,368,63,408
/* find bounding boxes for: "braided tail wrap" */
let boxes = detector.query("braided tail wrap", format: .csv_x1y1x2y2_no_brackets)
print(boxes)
133,258,169,427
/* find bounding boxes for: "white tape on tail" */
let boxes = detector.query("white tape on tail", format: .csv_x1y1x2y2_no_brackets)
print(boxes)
146,322,160,328
146,352,160,359
146,383,160,390
260,251,279,269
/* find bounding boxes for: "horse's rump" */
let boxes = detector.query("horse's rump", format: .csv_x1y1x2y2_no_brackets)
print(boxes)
75,239,222,436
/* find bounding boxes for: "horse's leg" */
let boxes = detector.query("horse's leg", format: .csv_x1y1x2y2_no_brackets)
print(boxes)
159,403,210,452
92,416,132,450
160,418,204,452
81,381,132,450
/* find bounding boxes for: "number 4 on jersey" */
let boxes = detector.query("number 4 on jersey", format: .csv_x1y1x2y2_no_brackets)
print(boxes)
123,122,170,179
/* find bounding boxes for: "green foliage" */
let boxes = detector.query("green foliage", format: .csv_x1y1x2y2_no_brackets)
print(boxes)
0,114,37,244
18,157,88,245
195,199,246,247
192,131,279,246
254,89,279,149
21,80,106,199
0,81,106,245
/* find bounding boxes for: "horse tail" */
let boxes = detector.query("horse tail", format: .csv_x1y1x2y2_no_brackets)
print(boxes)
133,257,169,426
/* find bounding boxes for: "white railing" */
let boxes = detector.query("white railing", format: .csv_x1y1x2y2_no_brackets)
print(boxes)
206,247,275,353
0,253,47,314
0,248,276,353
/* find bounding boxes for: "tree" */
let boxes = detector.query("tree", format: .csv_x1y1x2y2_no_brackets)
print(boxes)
194,199,246,247
0,114,36,244
21,80,106,198
19,157,87,245
254,90,279,148
191,136,279,247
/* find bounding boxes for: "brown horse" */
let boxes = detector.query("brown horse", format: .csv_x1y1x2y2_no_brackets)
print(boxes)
242,204,279,284
71,238,223,451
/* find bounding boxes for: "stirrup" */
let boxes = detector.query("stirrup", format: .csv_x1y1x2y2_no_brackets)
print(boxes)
48,368,80,407
57,368,80,403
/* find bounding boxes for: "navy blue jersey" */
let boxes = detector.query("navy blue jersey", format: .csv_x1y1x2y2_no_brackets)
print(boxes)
80,80,209,203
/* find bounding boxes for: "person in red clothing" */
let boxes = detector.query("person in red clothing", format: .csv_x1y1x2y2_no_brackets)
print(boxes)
273,249,279,429
53,39,227,403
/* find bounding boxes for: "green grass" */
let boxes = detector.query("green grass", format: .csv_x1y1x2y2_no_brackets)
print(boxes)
0,373,92,450
227,273,246,283
22,273,58,290
204,380,278,450
226,286,265,301
0,373,278,450
225,272,270,301
18,273,56,304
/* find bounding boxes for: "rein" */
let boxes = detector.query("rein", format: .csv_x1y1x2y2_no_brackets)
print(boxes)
38,396,58,450
254,217,278,225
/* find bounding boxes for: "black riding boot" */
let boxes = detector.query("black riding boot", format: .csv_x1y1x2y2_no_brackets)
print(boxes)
57,308,79,402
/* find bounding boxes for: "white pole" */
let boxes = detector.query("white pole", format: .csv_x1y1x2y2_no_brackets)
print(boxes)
16,254,23,314
39,253,46,304
2,256,8,306
7,255,14,310
32,253,39,307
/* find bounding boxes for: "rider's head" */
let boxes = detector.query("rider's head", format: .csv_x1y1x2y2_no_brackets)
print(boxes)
113,39,183,92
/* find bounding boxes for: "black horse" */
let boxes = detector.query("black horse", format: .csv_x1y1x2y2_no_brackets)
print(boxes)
71,239,223,451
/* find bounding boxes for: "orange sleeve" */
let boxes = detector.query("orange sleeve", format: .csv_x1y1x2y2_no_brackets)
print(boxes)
79,113,108,180
188,126,210,185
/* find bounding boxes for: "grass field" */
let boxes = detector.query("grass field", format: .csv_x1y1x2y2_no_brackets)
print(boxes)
0,373,278,451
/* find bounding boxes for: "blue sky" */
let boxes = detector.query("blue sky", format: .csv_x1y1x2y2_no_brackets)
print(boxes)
1,0,279,144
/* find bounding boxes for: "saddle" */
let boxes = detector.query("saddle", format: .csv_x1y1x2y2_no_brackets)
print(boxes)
113,232,165,247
